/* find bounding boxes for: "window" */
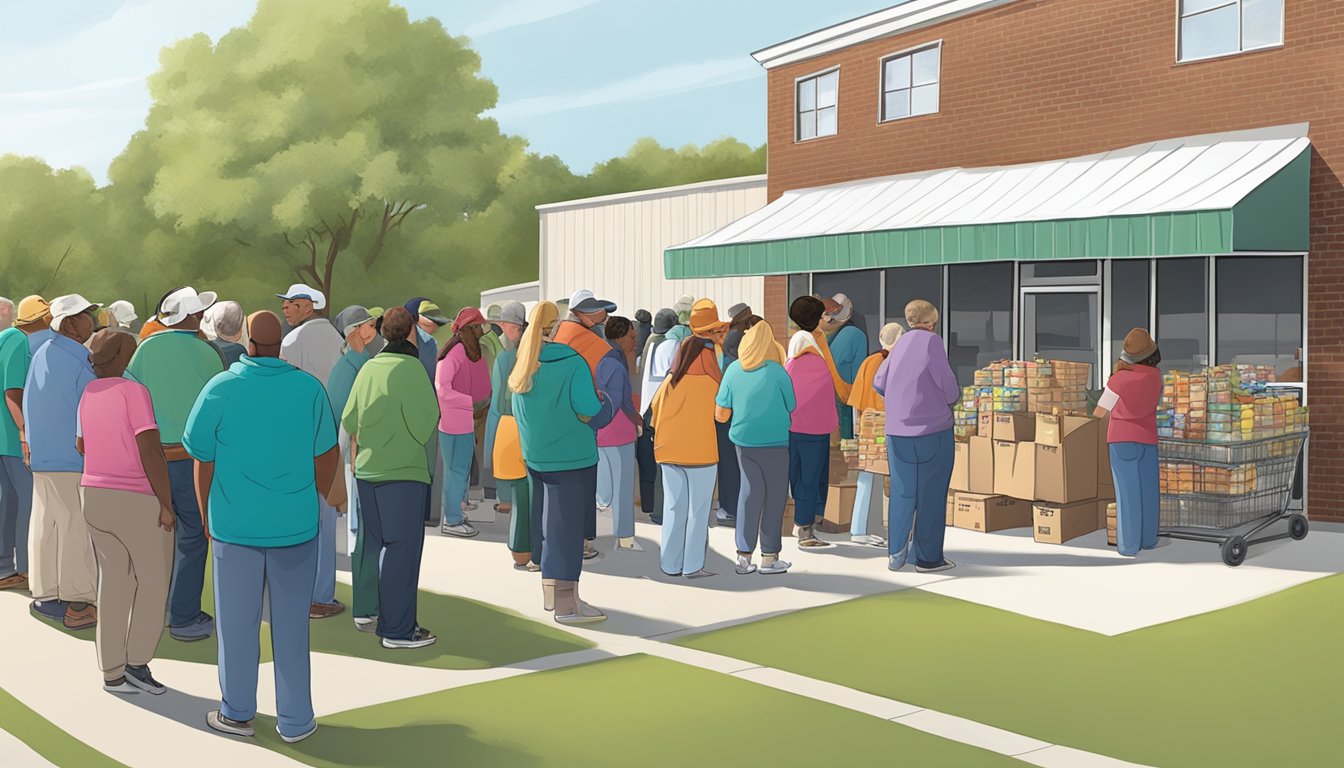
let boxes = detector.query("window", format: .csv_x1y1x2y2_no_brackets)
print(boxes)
1108,259,1151,379
881,43,940,121
796,69,838,141
885,265,943,328
1156,258,1209,373
947,263,1013,385
813,269,882,353
1216,256,1303,380
1021,260,1100,282
787,274,811,332
1178,0,1283,62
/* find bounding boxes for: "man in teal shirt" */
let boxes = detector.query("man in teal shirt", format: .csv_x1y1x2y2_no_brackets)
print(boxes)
0,321,33,591
822,294,869,440
125,286,224,640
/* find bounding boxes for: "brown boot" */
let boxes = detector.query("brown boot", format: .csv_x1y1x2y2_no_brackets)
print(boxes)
0,573,28,591
64,602,97,630
512,551,532,568
542,578,556,612
553,581,606,626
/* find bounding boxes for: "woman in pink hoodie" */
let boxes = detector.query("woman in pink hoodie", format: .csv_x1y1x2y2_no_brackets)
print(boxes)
435,308,492,539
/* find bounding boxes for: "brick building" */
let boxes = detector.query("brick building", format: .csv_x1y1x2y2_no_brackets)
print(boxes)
664,0,1343,521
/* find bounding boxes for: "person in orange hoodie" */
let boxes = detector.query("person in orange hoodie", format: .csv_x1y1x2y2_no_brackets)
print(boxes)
847,323,905,548
650,300,727,578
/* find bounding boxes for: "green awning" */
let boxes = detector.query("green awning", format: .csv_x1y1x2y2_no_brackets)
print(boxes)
665,124,1310,278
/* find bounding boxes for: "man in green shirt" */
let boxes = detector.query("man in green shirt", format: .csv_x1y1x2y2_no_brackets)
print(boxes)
342,307,440,649
124,286,223,641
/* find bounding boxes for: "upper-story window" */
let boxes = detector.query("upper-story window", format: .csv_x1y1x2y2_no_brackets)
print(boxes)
796,69,839,141
1179,0,1284,62
881,42,941,122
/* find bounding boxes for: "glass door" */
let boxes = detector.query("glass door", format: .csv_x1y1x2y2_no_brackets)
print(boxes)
1020,288,1102,390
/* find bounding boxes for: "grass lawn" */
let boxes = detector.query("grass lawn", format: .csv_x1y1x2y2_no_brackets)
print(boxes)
677,573,1343,768
251,654,1021,768
34,565,590,670
0,685,128,768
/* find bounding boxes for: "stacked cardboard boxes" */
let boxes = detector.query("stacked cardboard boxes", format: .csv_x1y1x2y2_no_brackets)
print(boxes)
858,410,888,475
1105,502,1117,547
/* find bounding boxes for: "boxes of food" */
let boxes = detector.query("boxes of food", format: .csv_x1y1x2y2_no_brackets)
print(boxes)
819,484,856,534
1035,413,1094,447
993,440,1036,500
858,410,888,475
1105,501,1117,547
1033,499,1100,544
969,436,995,494
954,493,1031,532
947,491,957,526
951,441,970,492
1034,417,1099,504
993,413,1036,442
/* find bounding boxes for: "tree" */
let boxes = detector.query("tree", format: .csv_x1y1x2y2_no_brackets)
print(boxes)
134,0,519,304
0,156,106,299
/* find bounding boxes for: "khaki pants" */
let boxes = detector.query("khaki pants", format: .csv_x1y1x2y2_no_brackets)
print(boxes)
83,487,173,681
29,472,96,604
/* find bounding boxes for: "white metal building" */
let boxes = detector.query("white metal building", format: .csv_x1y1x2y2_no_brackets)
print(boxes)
537,175,768,318
480,280,539,314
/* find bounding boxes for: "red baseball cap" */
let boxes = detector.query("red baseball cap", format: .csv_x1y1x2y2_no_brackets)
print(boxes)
452,307,486,332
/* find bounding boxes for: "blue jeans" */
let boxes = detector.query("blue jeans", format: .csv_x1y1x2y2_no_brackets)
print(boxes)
735,446,787,556
788,433,830,526
0,455,33,577
529,465,596,582
1110,442,1160,556
597,444,636,538
213,537,317,739
851,471,883,538
886,430,954,567
167,459,208,626
439,432,475,526
660,465,715,575
356,480,428,640
312,498,338,605
715,420,739,516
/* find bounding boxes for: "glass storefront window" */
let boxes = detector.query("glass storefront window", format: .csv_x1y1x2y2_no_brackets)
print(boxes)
813,269,882,353
787,274,810,333
947,262,1013,385
1156,258,1209,373
885,265,943,330
1216,256,1303,381
1109,259,1151,378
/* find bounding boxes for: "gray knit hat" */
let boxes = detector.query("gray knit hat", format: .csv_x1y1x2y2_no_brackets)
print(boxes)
652,308,678,334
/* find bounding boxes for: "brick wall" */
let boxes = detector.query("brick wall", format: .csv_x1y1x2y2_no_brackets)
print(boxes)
762,0,1344,521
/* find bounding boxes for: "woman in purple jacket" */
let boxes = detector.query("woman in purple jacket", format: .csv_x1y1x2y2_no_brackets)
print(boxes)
874,300,960,573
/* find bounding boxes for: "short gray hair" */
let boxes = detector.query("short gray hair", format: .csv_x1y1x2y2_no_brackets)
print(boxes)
206,301,245,341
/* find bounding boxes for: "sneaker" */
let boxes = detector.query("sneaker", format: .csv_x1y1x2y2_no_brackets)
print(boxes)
648,514,663,526
63,603,97,630
103,677,140,695
170,612,215,642
460,500,479,512
382,627,437,649
735,555,757,575
716,512,737,526
759,557,791,575
684,569,716,579
582,540,599,560
888,553,908,571
354,616,378,634
796,526,831,548
279,723,318,744
0,573,28,591
309,600,346,619
124,665,166,695
851,534,888,548
916,558,956,573
615,537,643,552
207,711,255,738
30,599,68,622
525,561,541,573
441,522,479,538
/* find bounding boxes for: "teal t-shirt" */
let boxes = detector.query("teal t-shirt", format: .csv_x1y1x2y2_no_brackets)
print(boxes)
512,344,604,472
0,328,29,457
183,356,338,548
126,330,225,445
715,360,797,448
327,348,372,425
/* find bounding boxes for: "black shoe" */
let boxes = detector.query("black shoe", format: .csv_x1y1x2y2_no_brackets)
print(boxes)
382,626,437,649
649,515,663,525
125,665,166,695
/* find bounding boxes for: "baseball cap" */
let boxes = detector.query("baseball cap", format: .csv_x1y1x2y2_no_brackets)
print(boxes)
498,301,527,326
452,307,486,332
486,304,502,322
334,306,383,338
50,294,99,333
276,283,327,310
568,289,616,315
16,295,51,326
418,300,449,325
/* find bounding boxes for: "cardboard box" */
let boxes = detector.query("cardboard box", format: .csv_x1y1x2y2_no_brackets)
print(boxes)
978,411,994,436
947,491,956,526
782,499,795,538
993,413,1036,442
954,493,1031,533
819,484,856,534
993,440,1036,500
1034,418,1099,504
969,436,995,494
1033,500,1100,544
951,441,970,492
1035,413,1094,447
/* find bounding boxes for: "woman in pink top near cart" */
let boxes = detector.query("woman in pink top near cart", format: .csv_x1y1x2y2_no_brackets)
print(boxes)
1094,328,1163,557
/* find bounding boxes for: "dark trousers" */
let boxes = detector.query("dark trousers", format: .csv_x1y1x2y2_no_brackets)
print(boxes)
715,420,740,516
529,465,596,582
355,479,428,641
788,433,830,527
167,459,208,626
636,409,663,518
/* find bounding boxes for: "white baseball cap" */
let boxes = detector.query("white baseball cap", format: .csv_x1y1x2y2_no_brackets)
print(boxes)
276,283,327,310
50,294,99,333
159,287,218,327
106,300,138,326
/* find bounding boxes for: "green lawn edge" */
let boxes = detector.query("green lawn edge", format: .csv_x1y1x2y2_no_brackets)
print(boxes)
0,685,129,768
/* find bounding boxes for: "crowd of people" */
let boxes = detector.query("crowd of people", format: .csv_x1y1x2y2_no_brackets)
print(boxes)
0,282,998,744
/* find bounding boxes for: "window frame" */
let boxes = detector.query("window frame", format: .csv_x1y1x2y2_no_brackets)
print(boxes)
794,66,841,143
877,40,943,124
1175,0,1285,64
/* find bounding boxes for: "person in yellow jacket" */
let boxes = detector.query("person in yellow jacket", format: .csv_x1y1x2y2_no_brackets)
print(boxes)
847,323,905,548
651,300,727,578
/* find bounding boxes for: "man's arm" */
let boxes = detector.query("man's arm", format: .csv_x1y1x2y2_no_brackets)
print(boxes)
194,460,214,539
315,445,340,506
5,390,25,465
137,429,176,532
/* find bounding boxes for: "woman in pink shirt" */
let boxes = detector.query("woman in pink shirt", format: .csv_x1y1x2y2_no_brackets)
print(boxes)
435,308,492,539
1094,328,1162,557
77,330,176,695
785,297,839,549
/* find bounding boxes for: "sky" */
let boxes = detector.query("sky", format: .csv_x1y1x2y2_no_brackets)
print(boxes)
0,0,894,185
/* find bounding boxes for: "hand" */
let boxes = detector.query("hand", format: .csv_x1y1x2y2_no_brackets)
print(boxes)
158,505,177,533
21,441,29,467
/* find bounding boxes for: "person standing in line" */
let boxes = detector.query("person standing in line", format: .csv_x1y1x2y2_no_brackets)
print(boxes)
785,296,840,550
277,283,347,620
722,303,753,365
25,295,100,628
636,308,677,524
342,308,441,648
480,305,506,508
822,294,869,440
124,286,224,641
510,302,613,624
633,309,653,364
0,297,12,332
597,317,641,552
17,296,57,357
874,300,959,573
1094,329,1163,558
327,306,383,633
0,301,39,592
489,302,532,568
716,320,794,575
204,302,248,368
666,295,695,346
403,298,446,527
711,303,754,528
435,308,492,539
78,331,176,695
104,301,139,335
187,311,338,743
847,323,905,549
651,300,728,579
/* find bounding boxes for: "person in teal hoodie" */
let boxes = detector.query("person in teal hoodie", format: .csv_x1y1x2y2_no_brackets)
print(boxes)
510,302,613,626
822,294,869,440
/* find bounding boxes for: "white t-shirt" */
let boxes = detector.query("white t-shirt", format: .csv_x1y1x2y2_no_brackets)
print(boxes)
640,336,682,414
1098,387,1120,411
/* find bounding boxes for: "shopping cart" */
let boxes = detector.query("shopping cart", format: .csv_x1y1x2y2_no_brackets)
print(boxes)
1156,430,1309,566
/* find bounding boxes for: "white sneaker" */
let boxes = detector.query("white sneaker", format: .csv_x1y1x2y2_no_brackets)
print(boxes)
735,555,757,575
851,534,888,548
441,522,479,538
759,557,791,575
279,723,318,744
382,627,437,649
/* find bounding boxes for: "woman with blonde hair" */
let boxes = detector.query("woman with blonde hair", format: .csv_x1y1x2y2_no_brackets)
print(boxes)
511,302,613,624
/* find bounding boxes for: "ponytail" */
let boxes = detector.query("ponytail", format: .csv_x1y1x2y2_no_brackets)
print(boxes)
509,302,559,394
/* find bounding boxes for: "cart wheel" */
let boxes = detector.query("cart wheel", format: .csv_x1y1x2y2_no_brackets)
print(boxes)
1221,536,1247,567
1289,514,1309,541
